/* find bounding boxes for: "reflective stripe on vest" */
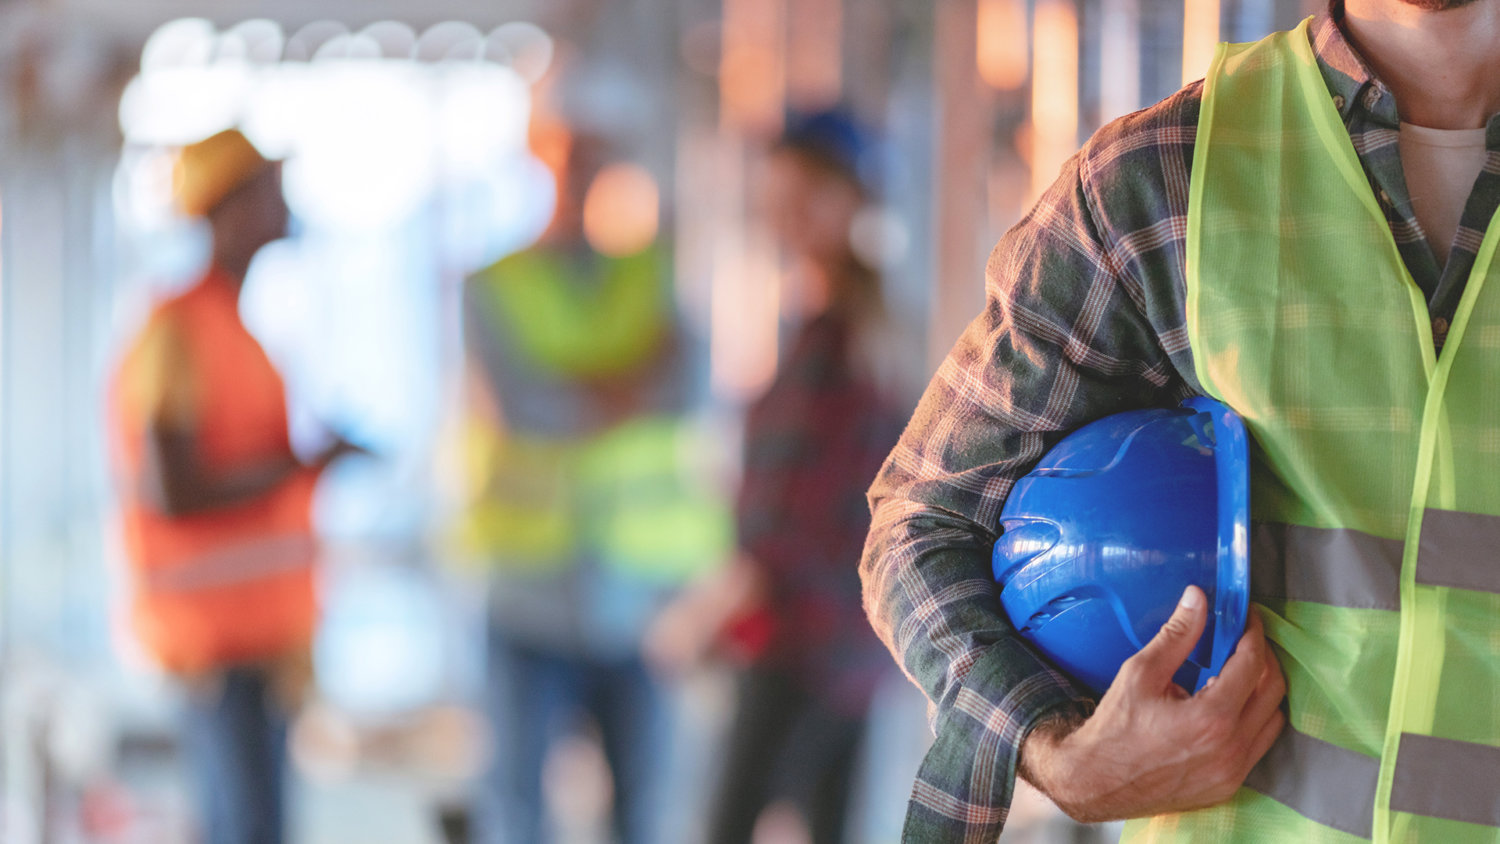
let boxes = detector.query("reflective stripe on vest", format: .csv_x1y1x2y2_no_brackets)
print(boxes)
1244,727,1500,836
575,417,732,582
1250,509,1500,609
140,533,317,593
1414,509,1500,593
457,416,731,582
1120,18,1500,844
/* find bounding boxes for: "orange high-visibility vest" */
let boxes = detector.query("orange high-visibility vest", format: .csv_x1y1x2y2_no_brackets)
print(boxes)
111,269,317,673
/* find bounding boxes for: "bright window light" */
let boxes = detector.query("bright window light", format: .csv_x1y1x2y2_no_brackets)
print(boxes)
118,64,252,146
437,64,531,171
280,63,437,230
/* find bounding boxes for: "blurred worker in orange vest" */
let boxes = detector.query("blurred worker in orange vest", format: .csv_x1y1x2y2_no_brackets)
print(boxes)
110,128,360,844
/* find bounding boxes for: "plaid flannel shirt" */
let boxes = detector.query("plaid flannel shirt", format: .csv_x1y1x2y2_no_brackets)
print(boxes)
860,6,1500,841
738,311,905,713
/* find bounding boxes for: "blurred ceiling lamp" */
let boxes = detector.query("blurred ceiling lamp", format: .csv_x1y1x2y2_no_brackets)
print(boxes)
284,21,349,63
1182,0,1220,84
978,0,1029,91
486,22,554,84
141,17,216,71
218,19,284,65
360,21,418,60
720,0,786,132
1098,0,1141,123
416,21,484,63
1029,0,1078,204
583,163,660,258
313,33,382,62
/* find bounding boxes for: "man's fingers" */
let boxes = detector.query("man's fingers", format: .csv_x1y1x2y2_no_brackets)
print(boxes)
1198,611,1269,708
1124,585,1208,690
1237,634,1287,727
1243,703,1286,776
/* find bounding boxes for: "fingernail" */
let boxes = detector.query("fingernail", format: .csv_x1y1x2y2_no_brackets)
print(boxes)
1179,586,1204,610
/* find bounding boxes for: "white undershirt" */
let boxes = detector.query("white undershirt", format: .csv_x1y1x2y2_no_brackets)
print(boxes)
1398,122,1489,268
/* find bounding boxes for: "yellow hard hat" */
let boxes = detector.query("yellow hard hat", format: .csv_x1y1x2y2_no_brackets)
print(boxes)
171,129,272,218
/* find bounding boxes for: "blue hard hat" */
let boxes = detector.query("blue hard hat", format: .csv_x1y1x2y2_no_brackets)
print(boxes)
779,108,882,194
992,397,1250,696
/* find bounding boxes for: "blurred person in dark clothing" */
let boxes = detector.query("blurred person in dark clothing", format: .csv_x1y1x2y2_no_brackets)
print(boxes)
109,129,359,844
647,110,905,844
458,124,729,844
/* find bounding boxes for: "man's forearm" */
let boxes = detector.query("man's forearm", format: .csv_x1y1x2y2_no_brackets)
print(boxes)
1016,708,1088,788
144,427,306,516
860,501,1018,709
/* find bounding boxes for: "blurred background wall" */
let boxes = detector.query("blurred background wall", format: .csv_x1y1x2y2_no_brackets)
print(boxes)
0,0,1318,842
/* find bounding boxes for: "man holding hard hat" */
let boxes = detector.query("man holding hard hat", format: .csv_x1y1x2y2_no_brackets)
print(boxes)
861,0,1500,841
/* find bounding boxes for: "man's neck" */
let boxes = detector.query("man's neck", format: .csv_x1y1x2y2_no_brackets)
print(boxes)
209,247,253,289
1342,0,1500,130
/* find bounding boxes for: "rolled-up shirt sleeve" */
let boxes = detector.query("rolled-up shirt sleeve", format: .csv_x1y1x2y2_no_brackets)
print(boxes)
860,96,1201,839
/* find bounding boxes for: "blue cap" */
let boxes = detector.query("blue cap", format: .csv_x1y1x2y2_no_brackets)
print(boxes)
992,397,1250,695
779,107,881,194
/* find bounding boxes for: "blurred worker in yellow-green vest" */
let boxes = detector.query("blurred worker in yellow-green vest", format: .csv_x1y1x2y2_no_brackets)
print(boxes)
454,123,730,844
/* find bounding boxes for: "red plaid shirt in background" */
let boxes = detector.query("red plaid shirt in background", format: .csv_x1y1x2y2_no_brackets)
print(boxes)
737,310,907,715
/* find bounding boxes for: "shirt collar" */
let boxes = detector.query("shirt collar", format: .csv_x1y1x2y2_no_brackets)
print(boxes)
1310,0,1401,129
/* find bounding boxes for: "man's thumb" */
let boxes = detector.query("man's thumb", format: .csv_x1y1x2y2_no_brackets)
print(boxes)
1129,585,1208,686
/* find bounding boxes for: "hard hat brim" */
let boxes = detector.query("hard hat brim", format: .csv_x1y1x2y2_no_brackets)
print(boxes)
1184,396,1251,692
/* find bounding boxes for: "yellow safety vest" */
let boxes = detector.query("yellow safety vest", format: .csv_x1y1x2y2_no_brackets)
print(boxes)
478,244,667,379
456,245,730,582
1124,20,1500,843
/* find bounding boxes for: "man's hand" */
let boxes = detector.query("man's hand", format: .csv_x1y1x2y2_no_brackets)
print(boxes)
1019,585,1286,823
313,435,371,471
643,555,765,678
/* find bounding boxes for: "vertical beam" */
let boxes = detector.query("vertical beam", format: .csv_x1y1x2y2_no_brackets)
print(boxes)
841,1,893,121
786,0,842,110
710,0,787,400
1099,0,1141,123
1231,0,1274,40
720,0,786,134
931,0,994,366
977,0,1028,92
1029,0,1079,205
1182,0,1220,84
